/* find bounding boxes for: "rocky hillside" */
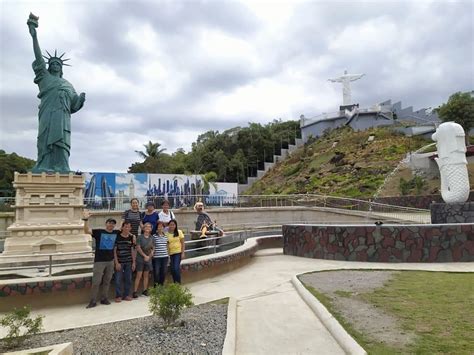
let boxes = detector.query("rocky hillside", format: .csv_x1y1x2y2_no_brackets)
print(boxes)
245,126,431,198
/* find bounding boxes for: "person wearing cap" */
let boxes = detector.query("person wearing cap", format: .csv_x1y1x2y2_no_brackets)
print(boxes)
82,210,120,309
141,201,159,235
194,202,224,238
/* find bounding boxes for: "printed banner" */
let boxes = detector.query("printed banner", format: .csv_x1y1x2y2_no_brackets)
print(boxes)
84,172,238,209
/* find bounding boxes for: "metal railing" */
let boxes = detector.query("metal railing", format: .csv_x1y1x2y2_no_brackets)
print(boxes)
0,251,94,278
0,197,14,212
1,193,431,222
82,194,430,215
0,227,277,278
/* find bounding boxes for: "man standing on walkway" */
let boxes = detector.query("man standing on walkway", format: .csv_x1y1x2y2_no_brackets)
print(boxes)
83,210,119,309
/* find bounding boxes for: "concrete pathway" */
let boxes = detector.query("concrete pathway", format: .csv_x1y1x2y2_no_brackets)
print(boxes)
1,249,473,354
235,280,344,354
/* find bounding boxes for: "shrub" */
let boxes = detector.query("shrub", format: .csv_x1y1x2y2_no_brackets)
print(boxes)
149,283,193,328
0,306,43,348
399,176,426,195
399,178,411,195
283,163,302,177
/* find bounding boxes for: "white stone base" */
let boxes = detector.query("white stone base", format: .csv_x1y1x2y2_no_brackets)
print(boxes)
2,233,91,255
3,172,91,256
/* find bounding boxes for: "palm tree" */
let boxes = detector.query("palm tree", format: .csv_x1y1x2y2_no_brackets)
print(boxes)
135,141,166,160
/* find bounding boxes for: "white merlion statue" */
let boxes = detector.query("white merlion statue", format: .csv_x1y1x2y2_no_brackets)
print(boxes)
432,122,470,204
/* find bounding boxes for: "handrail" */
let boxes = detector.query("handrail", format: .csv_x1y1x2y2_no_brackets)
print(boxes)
0,250,94,259
1,193,431,213
0,228,267,278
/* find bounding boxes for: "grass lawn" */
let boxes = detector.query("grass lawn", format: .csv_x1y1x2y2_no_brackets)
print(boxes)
303,271,474,355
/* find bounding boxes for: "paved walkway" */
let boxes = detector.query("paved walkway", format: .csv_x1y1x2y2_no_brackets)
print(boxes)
1,249,473,354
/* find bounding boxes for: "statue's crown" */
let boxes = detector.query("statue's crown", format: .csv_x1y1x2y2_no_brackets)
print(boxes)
43,49,71,67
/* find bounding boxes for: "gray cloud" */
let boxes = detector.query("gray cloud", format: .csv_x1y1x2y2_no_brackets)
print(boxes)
1,1,473,172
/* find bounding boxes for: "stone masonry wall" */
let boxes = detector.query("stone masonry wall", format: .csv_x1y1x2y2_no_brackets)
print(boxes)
0,236,282,298
430,202,474,224
283,224,474,262
373,192,474,210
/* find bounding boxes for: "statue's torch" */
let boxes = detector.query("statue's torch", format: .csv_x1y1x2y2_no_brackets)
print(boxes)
27,12,39,28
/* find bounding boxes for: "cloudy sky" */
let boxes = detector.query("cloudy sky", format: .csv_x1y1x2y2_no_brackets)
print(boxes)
1,0,473,172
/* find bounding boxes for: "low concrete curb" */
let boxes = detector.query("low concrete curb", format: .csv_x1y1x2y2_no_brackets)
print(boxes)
222,297,237,355
291,275,367,355
4,342,73,355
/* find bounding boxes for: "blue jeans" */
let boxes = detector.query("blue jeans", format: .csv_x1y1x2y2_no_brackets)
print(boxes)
114,262,132,298
169,253,182,284
152,257,168,286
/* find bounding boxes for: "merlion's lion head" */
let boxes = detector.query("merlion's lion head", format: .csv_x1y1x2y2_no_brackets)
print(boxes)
432,122,469,204
432,122,467,163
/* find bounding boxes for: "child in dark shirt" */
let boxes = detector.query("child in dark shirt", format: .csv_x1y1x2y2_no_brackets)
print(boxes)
114,221,136,302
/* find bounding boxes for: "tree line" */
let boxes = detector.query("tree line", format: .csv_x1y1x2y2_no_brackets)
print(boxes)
0,150,35,197
128,119,301,183
1,91,471,194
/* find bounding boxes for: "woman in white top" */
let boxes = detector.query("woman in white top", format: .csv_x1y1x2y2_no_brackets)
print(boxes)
158,199,175,226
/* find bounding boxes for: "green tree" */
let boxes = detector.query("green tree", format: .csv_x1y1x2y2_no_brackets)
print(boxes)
135,141,167,160
229,149,247,183
201,171,218,195
127,120,301,181
0,151,35,197
214,150,229,181
436,91,474,134
129,141,171,173
169,148,189,174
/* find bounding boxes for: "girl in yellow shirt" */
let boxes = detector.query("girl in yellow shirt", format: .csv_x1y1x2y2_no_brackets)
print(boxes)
166,219,185,283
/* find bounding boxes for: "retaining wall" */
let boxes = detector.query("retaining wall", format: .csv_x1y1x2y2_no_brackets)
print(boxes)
0,206,403,237
283,224,474,263
0,236,282,310
430,202,474,224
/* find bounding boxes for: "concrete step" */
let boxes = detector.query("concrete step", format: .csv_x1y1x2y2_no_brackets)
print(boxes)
257,170,266,178
264,162,274,171
247,177,258,185
280,149,289,158
295,138,303,147
238,184,249,194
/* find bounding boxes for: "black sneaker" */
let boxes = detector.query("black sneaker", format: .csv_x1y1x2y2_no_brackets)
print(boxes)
132,291,139,298
142,289,149,296
86,301,96,309
100,298,111,305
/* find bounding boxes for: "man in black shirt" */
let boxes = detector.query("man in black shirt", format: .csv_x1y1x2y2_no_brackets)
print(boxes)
83,210,119,309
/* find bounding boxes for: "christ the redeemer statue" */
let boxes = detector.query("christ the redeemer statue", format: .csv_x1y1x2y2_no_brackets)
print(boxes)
328,70,365,106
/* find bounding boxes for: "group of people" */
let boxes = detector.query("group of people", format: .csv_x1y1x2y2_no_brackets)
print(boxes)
83,199,185,309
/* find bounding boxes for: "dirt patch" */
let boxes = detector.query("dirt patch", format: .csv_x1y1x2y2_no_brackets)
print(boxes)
300,270,416,350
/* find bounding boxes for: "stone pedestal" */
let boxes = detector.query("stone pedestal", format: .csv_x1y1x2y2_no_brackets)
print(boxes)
2,172,92,255
430,202,474,224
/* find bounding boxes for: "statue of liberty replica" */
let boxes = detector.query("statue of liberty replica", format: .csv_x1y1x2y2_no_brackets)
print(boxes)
27,13,86,173
1,14,92,256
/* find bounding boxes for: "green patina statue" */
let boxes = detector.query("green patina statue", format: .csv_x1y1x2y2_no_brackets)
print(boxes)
27,13,86,173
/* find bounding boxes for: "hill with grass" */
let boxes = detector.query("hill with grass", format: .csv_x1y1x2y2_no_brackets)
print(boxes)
245,127,432,198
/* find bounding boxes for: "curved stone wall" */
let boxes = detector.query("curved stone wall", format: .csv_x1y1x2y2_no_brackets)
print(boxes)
283,224,474,262
0,235,281,309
